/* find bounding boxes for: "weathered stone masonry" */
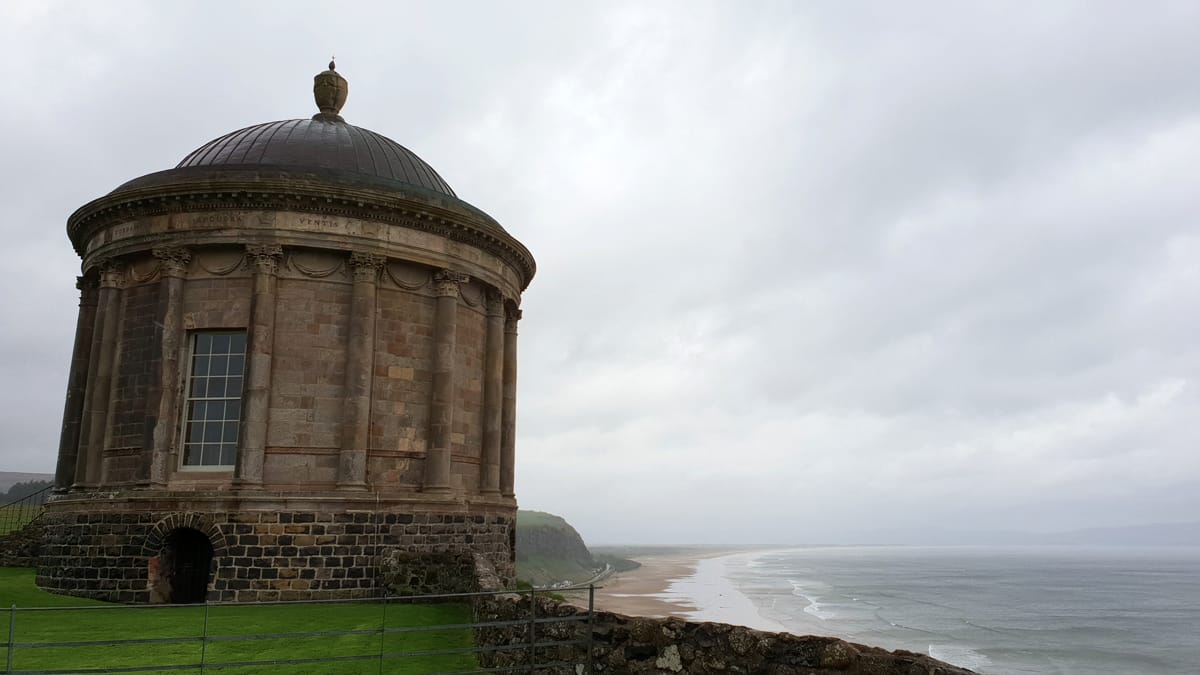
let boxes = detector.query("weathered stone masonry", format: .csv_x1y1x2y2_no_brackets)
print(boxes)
37,507,514,603
40,64,535,603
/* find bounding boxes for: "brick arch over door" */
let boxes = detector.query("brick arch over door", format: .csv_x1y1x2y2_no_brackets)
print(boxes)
141,513,228,557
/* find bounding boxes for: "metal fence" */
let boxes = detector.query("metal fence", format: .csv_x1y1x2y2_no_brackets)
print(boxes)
0,487,51,537
1,586,594,674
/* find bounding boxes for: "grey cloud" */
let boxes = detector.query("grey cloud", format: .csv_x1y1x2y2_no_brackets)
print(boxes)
2,2,1196,543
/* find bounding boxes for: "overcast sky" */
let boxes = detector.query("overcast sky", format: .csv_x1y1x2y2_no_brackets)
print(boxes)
2,2,1197,544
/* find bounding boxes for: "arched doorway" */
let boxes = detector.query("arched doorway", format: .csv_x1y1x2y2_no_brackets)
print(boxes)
161,528,214,603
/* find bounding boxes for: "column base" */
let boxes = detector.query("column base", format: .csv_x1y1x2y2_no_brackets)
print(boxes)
232,479,264,490
337,481,370,492
421,485,452,494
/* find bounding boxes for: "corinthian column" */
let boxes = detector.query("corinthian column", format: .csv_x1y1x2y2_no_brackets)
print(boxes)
500,305,521,497
423,269,468,493
337,252,385,490
145,246,190,487
53,276,99,492
74,259,124,489
234,244,282,488
479,290,504,494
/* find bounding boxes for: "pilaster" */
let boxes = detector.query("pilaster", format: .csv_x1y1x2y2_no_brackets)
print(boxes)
500,304,521,497
53,276,99,491
423,269,469,493
144,246,190,487
480,289,505,494
74,259,125,489
235,244,282,488
337,251,385,490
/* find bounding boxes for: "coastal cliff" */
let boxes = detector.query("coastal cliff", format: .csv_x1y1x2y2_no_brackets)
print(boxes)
515,509,638,586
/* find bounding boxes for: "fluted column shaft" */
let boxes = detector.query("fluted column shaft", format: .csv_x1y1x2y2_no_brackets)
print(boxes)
145,247,190,487
338,252,384,490
74,261,124,489
500,306,521,497
53,277,99,491
423,270,468,492
235,245,282,488
480,290,505,494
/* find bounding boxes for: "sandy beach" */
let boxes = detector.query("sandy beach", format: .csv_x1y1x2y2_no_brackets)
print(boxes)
568,547,796,634
577,548,747,619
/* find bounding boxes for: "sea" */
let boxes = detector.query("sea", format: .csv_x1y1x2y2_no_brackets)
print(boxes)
661,546,1200,674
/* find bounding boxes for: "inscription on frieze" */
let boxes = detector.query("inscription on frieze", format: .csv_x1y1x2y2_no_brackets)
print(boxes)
192,213,243,227
297,215,338,229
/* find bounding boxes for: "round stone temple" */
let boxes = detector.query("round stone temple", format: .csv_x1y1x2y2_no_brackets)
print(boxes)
47,64,535,604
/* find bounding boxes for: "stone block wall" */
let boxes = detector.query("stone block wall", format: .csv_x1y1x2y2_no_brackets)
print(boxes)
109,282,159,452
36,504,515,603
267,277,351,457
370,282,436,486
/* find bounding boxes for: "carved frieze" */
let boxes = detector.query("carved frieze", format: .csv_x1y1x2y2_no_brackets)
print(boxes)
66,185,536,289
459,282,484,308
195,248,247,276
286,249,346,279
384,261,432,291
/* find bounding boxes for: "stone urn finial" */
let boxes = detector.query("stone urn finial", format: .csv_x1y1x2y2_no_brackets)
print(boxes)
313,59,348,121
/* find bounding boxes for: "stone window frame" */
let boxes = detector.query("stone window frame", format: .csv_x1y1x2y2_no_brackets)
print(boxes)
178,330,247,470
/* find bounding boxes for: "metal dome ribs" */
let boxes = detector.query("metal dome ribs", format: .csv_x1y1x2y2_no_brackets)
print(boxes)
176,118,456,197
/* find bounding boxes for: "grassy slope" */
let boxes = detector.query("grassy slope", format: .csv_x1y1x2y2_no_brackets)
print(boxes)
515,510,597,586
0,568,476,673
515,511,640,586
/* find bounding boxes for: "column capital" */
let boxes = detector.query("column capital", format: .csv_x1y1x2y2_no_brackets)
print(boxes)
504,305,523,333
96,259,125,289
484,289,505,317
433,269,470,297
76,276,100,307
245,244,283,275
152,246,192,278
348,252,386,283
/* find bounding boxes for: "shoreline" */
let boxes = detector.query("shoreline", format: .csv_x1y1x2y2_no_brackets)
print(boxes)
580,547,732,618
579,547,792,633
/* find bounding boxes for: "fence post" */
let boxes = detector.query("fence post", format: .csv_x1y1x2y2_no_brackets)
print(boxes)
526,589,537,673
199,600,210,674
586,585,595,674
6,604,15,674
377,592,388,675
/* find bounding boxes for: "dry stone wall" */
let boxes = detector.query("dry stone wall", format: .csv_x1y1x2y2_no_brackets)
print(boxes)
472,594,977,675
467,557,974,675
0,518,46,567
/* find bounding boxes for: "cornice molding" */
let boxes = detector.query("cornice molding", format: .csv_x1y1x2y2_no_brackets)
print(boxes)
66,173,535,289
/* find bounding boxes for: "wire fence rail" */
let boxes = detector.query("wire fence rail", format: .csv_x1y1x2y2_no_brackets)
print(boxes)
0,487,51,536
1,586,595,674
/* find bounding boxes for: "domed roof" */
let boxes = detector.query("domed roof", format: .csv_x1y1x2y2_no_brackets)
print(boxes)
169,62,454,198
176,117,456,197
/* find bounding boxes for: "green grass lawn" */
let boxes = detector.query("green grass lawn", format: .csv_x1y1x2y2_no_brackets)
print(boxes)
0,568,478,674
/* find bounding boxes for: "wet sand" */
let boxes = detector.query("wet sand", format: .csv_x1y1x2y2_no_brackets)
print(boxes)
580,548,737,618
